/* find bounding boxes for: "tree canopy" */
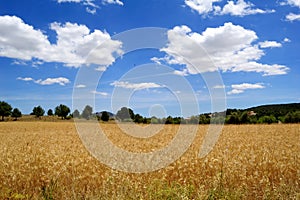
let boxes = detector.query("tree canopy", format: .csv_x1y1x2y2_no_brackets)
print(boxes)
100,111,110,122
81,105,93,120
31,106,45,118
55,104,71,119
47,109,53,116
73,109,80,118
0,101,12,121
116,107,134,121
11,108,22,120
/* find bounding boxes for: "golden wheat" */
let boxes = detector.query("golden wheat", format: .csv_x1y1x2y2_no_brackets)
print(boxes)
0,122,299,199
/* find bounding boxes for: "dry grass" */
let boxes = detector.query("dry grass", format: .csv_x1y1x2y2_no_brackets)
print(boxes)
0,122,299,199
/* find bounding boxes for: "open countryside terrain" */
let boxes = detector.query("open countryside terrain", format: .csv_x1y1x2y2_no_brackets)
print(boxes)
0,122,299,199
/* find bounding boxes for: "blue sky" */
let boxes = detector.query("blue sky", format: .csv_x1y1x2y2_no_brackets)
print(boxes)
0,0,299,117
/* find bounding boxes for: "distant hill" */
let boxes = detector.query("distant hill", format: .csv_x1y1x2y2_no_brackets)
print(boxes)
245,103,300,117
227,103,300,118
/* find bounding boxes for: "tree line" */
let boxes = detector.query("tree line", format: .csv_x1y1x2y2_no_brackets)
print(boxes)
1,100,299,124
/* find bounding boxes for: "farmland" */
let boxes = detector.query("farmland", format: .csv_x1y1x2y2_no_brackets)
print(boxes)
0,122,299,199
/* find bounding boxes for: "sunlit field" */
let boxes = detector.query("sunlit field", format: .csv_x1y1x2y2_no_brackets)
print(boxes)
0,122,299,199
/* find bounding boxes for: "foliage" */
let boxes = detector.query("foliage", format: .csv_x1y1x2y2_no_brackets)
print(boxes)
283,111,300,123
116,107,134,121
55,104,71,120
100,111,110,122
0,101,12,121
31,106,45,118
81,105,93,120
258,115,277,124
72,109,80,118
11,108,22,120
47,109,53,116
134,114,144,123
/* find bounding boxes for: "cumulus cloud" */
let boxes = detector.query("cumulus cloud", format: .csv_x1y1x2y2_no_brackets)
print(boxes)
217,0,275,16
154,23,289,76
228,83,265,95
259,41,282,48
111,81,163,90
0,16,51,60
17,77,70,86
0,15,123,68
286,13,300,21
35,77,70,86
283,0,300,8
184,0,220,15
185,0,274,16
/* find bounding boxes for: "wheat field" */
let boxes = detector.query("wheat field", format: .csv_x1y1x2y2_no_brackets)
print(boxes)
0,122,299,199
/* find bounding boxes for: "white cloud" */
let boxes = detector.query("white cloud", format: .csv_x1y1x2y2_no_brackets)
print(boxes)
283,0,300,8
283,38,291,43
75,84,86,88
57,0,82,2
184,0,221,15
35,77,70,86
232,62,289,76
218,0,275,16
213,84,226,89
0,16,123,68
95,66,108,71
111,81,163,90
259,41,282,48
157,23,289,76
91,90,109,96
185,0,274,16
228,83,265,95
286,13,300,21
103,0,124,6
173,69,189,76
227,89,244,94
17,77,34,81
57,0,123,14
17,77,70,86
0,16,51,60
86,7,97,14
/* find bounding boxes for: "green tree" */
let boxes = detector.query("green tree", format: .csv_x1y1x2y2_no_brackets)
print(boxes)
134,114,144,123
258,115,277,124
0,101,12,121
101,111,110,122
81,105,93,120
31,106,45,118
239,111,249,124
226,112,240,124
199,114,210,124
165,116,173,124
116,107,134,121
55,104,71,119
11,108,22,121
73,109,80,118
47,109,53,116
189,115,199,124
